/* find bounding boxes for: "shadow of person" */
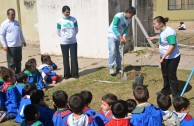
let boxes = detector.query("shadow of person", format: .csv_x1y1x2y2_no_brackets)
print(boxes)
178,80,192,95
79,66,105,76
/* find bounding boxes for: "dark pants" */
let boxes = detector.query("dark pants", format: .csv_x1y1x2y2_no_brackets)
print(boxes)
60,43,79,77
6,47,22,74
161,55,180,98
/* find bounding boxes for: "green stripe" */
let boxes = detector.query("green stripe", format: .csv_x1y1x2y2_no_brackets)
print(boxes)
112,16,121,36
74,21,78,27
166,35,176,45
57,23,61,29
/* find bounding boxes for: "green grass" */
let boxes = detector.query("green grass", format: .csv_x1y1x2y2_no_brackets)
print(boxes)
2,66,194,125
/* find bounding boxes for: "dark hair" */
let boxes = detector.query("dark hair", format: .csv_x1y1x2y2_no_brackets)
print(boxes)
52,90,68,108
28,58,37,66
180,22,184,24
16,73,28,83
125,7,136,15
102,93,118,106
173,96,190,112
0,66,7,75
69,93,85,114
62,6,70,13
126,99,137,113
7,8,15,15
154,16,169,25
42,55,51,64
23,84,37,96
111,100,128,118
30,90,44,104
80,90,93,105
2,68,14,81
133,85,149,103
157,94,171,111
24,104,39,121
25,60,36,71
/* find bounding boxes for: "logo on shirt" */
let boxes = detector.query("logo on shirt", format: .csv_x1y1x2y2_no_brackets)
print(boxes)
63,22,73,28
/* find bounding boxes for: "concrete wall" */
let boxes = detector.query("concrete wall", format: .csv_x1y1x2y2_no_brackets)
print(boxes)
0,0,39,44
153,0,194,21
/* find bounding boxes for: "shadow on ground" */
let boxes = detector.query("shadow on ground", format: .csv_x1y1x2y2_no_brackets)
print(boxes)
178,80,192,95
79,66,106,76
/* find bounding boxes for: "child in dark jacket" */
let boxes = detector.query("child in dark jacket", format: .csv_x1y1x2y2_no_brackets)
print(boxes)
173,96,194,125
0,68,20,122
95,93,118,126
80,90,96,116
30,90,54,126
15,72,28,97
14,84,37,123
52,90,71,126
38,55,60,84
21,104,43,126
130,85,163,126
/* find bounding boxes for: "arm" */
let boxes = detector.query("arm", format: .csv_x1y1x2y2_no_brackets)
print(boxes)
0,24,8,51
20,28,26,47
57,22,61,37
74,20,78,34
147,34,159,41
42,67,56,76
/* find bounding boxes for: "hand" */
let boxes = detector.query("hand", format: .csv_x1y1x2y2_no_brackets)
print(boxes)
147,37,155,41
3,47,8,52
120,36,125,43
23,42,26,47
160,56,165,63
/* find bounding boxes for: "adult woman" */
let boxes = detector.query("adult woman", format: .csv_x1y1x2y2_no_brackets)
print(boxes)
57,5,79,79
148,16,181,99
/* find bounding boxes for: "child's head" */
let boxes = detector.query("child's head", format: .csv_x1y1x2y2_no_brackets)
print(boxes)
111,100,128,118
173,96,190,113
25,60,36,72
0,66,7,78
133,85,149,103
30,90,45,104
23,84,37,96
24,104,39,122
2,68,15,83
69,93,85,114
157,94,171,111
80,90,92,106
28,58,37,67
101,93,118,111
16,72,28,84
42,55,52,65
126,99,137,113
52,90,68,109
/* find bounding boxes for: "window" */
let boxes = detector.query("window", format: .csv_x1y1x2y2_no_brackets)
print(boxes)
168,0,194,10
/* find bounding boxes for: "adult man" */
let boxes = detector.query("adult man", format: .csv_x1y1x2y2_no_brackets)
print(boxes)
108,7,136,75
0,8,26,74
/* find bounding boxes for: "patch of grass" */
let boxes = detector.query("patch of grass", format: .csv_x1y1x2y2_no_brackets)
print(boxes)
2,66,194,125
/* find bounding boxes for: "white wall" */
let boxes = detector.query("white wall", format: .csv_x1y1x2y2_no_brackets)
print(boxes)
37,0,109,58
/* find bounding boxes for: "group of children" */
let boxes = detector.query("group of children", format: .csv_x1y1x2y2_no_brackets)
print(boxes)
0,56,194,126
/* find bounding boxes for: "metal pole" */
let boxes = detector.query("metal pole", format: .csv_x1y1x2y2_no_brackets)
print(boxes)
132,0,137,47
16,0,22,28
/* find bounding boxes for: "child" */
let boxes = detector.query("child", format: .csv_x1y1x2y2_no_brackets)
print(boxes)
38,55,61,84
178,22,186,30
67,93,97,126
157,93,180,126
0,68,20,122
173,96,194,125
106,100,130,126
41,54,57,70
126,99,137,118
95,93,118,126
21,104,43,126
80,90,96,116
30,90,54,126
0,66,7,86
52,90,71,126
130,85,163,126
14,84,37,123
23,60,46,91
15,72,28,97
0,66,7,111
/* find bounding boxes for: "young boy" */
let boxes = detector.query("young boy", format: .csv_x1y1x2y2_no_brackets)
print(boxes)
0,66,7,111
173,96,194,125
41,54,58,70
126,99,137,118
106,100,130,126
67,93,97,126
14,84,37,123
80,90,96,116
52,90,71,126
38,55,61,84
21,104,43,126
0,68,21,122
95,93,118,126
23,60,46,91
157,94,180,126
130,85,163,126
15,72,28,97
30,90,54,126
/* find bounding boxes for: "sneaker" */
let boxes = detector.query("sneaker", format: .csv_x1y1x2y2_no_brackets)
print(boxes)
109,69,115,75
0,112,7,123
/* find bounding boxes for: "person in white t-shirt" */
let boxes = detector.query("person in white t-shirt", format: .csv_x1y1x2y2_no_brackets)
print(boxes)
178,22,186,30
148,16,181,99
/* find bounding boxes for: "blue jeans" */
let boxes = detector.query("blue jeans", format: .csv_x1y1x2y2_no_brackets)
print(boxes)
108,37,123,71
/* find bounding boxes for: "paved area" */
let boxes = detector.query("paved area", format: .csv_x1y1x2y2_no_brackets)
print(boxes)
0,45,194,84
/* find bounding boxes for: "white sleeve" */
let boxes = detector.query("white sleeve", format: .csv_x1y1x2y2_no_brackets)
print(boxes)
0,24,7,47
